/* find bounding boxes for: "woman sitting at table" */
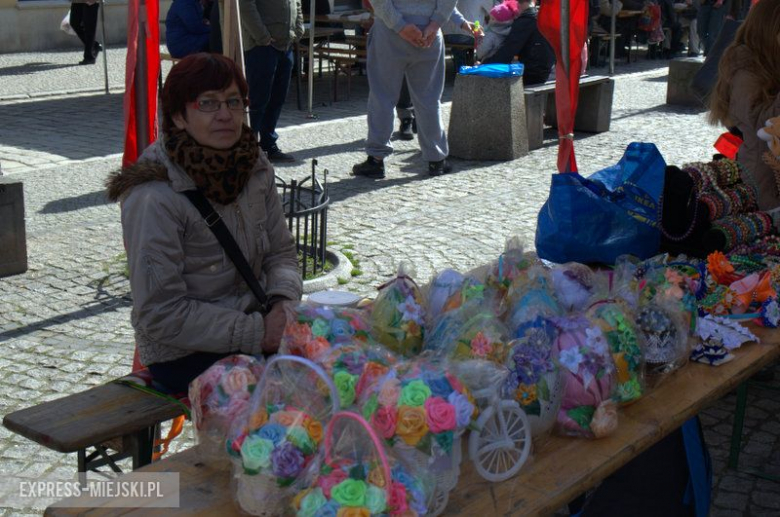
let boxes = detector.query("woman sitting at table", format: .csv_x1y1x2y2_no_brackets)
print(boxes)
708,0,780,214
107,53,302,393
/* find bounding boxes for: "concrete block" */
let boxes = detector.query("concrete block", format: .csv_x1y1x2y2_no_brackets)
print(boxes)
448,74,528,161
666,57,705,107
0,178,28,277
544,77,615,133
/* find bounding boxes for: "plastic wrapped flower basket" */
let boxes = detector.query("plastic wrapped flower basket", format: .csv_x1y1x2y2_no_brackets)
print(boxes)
189,354,266,463
503,321,562,438
553,316,618,439
424,304,510,364
280,302,376,361
290,411,435,516
586,301,645,405
314,342,398,409
370,269,426,357
227,355,340,516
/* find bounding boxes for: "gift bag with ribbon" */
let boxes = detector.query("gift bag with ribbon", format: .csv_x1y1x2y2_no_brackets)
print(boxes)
535,142,666,265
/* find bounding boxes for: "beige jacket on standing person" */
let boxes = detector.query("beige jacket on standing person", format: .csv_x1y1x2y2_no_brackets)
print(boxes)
239,0,304,52
727,47,780,211
106,140,302,367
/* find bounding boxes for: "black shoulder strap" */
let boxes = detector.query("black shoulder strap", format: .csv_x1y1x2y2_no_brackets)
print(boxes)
182,189,269,312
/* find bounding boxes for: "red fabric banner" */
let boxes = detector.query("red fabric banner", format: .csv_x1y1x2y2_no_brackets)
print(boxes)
538,0,589,173
123,0,160,167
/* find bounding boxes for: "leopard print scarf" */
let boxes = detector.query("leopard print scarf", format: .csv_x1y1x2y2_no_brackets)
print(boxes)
164,125,259,205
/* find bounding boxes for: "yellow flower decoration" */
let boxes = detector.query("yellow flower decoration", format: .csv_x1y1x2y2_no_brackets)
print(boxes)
515,384,537,406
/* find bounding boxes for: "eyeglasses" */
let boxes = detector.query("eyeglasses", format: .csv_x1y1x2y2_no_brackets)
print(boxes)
190,97,248,112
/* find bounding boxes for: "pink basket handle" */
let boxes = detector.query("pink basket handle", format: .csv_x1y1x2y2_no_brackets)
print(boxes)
324,411,392,501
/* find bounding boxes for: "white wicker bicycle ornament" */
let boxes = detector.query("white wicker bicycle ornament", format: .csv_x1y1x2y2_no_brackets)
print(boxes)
227,355,340,516
289,411,435,516
453,361,533,483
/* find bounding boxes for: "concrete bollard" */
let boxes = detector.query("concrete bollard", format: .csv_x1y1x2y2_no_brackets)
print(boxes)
666,57,706,107
448,74,529,161
0,178,28,277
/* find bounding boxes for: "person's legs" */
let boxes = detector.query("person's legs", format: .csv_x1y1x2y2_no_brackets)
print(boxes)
395,78,415,140
696,4,711,54
688,18,700,55
259,48,294,154
443,34,474,72
244,45,278,141
69,4,88,50
365,23,408,161
147,352,231,394
703,5,726,55
405,31,448,165
80,3,99,62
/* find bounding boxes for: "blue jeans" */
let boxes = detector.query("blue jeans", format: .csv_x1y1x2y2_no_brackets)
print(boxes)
244,45,294,151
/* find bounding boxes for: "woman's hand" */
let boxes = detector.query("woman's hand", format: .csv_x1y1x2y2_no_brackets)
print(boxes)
422,21,440,47
399,24,425,47
261,303,287,354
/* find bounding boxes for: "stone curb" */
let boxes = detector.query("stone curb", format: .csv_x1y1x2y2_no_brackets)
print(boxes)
302,249,353,294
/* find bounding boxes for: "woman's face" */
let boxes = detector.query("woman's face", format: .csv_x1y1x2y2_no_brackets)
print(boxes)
172,82,245,149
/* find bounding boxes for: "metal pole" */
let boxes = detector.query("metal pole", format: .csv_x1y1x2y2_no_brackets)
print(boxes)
99,0,109,94
561,0,570,77
307,0,316,118
135,0,150,151
609,3,616,75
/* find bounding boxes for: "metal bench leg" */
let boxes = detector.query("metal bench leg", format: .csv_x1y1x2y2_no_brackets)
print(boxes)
728,382,749,470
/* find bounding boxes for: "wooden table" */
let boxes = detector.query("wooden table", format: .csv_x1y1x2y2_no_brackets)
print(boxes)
46,327,780,516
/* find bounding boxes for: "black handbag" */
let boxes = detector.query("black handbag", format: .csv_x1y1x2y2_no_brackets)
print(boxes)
183,189,270,313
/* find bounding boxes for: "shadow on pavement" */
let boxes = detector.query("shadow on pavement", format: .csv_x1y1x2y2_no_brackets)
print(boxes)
0,62,75,77
39,190,110,214
0,93,124,160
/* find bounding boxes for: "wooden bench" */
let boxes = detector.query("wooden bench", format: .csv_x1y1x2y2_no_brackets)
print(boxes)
524,75,615,150
3,380,185,481
45,326,780,515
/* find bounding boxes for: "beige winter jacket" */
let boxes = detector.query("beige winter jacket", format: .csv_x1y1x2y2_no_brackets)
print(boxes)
107,140,302,366
239,0,303,52
727,48,780,211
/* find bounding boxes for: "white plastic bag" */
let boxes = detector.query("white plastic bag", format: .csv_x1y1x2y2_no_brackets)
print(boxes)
61,11,77,37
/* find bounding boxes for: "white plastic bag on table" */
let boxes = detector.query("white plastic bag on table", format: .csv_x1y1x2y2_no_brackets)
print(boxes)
188,354,265,463
289,411,436,516
227,355,340,516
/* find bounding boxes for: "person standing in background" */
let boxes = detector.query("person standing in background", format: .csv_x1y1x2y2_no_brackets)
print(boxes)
70,0,101,65
239,0,303,163
165,0,211,58
352,0,458,179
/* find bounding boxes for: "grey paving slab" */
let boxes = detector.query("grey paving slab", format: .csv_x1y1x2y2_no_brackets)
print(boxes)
1,45,779,516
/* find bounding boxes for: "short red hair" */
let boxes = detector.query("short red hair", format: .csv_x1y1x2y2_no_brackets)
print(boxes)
161,53,249,134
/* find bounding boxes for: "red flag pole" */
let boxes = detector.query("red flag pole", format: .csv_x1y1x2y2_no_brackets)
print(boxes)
135,0,150,152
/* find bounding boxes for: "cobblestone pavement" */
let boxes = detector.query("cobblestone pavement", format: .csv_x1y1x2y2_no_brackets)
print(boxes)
1,48,780,516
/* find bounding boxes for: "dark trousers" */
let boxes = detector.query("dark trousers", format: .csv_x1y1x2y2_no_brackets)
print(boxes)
147,352,231,394
244,45,294,151
70,2,99,61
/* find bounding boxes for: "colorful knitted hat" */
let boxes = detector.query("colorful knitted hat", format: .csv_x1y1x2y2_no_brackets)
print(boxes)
490,0,520,22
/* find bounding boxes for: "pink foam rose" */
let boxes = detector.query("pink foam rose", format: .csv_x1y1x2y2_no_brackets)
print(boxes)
223,396,250,425
371,406,398,439
378,378,401,407
424,396,457,433
388,481,408,515
223,367,256,397
317,468,348,498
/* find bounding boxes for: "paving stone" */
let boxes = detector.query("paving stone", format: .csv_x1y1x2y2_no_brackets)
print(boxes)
714,491,750,511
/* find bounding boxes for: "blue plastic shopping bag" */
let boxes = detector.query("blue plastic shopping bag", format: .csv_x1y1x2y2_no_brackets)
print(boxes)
535,142,666,265
458,63,524,77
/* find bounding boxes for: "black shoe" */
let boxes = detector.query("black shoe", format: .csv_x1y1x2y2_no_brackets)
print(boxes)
79,58,96,65
265,145,296,163
93,42,103,58
352,156,385,179
398,118,414,140
428,158,452,177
